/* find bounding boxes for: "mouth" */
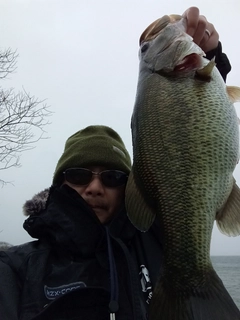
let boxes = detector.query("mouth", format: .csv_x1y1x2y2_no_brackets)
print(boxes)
91,206,104,210
173,53,203,72
154,53,203,76
88,203,108,211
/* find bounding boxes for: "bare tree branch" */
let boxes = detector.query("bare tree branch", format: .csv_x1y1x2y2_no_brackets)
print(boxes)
0,48,18,79
0,48,52,185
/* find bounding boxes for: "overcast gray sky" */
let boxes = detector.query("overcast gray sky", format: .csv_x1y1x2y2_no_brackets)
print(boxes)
0,0,240,255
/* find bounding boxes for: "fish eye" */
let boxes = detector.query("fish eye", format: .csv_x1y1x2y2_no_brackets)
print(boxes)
141,43,149,53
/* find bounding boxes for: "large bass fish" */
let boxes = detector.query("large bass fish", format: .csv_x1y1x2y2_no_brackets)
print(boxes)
125,15,240,320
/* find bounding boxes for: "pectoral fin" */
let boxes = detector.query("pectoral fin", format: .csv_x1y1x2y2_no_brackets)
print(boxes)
226,86,240,103
216,180,240,236
125,170,156,232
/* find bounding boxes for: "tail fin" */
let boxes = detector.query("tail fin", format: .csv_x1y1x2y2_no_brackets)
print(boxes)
149,270,240,320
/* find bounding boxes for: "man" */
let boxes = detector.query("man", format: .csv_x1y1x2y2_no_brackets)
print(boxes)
0,7,232,320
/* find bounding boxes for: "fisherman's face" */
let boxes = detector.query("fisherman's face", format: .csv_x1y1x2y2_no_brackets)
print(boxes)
63,166,126,224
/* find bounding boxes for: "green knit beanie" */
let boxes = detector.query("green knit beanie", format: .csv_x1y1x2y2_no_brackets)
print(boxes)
53,125,132,185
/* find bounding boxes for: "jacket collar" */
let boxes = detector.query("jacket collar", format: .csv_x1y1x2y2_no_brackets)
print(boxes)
23,185,136,255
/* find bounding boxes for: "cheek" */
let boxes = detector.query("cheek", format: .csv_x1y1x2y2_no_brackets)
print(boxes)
108,188,125,209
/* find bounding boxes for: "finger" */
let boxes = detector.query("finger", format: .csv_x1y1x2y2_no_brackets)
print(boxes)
182,7,200,37
182,6,219,52
200,28,219,52
192,18,207,45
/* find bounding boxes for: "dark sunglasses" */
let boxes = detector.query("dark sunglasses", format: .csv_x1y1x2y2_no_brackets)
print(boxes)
63,168,128,188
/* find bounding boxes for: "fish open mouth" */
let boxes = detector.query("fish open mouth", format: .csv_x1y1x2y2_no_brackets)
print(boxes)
154,53,203,76
174,53,202,72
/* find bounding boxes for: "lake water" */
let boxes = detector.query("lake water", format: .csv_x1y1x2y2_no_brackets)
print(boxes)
211,255,240,309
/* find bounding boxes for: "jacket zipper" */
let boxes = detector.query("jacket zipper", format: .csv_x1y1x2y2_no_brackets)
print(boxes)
112,237,143,320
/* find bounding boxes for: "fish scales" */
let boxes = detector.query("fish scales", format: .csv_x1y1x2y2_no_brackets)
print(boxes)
133,69,237,276
126,16,240,320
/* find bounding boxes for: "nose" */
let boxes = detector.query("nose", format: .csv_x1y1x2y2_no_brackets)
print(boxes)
84,175,104,196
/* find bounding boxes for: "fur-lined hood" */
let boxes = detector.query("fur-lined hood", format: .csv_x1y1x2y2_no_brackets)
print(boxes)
23,188,50,216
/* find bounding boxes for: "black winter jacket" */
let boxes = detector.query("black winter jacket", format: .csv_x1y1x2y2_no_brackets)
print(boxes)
0,185,163,320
